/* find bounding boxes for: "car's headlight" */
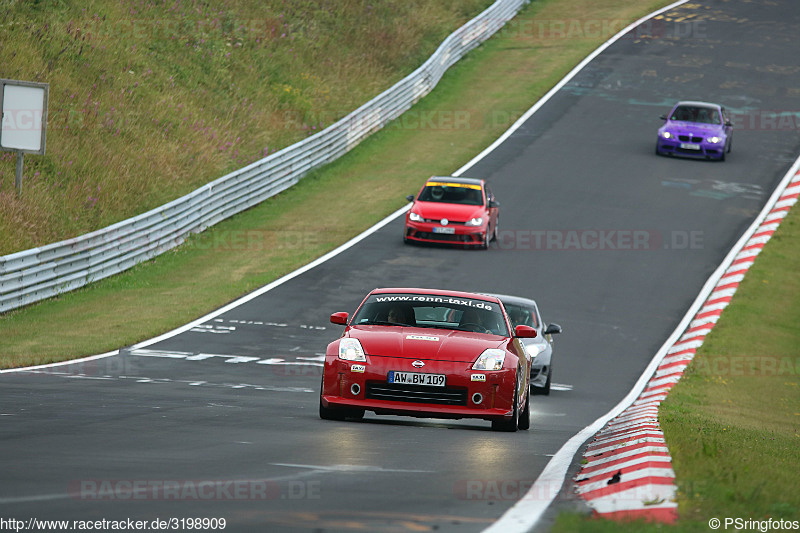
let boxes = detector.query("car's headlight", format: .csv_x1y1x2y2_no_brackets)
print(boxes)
707,136,722,144
472,349,505,370
525,343,547,358
661,131,674,139
465,217,484,227
339,338,366,362
408,212,424,222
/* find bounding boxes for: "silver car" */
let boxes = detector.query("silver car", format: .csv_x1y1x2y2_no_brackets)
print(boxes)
492,294,562,395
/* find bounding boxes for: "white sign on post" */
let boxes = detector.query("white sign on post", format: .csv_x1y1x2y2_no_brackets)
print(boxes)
1,79,48,154
0,79,49,195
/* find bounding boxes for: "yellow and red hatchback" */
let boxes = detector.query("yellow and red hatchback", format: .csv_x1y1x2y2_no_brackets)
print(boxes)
319,288,536,431
404,177,500,249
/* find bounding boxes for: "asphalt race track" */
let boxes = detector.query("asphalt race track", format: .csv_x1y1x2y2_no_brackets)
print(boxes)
3,1,800,531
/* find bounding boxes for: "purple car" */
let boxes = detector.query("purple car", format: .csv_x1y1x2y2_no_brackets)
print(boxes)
656,101,733,161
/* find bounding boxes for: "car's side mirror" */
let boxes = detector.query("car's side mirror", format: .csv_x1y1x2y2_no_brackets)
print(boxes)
544,323,562,335
725,121,732,127
488,199,500,208
659,115,667,120
330,312,349,325
514,325,537,338
406,195,415,202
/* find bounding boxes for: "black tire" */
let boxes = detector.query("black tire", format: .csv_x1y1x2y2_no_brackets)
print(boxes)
518,383,531,430
491,217,499,242
319,398,364,421
319,375,364,421
319,395,346,421
491,378,519,432
531,367,552,396
480,229,490,250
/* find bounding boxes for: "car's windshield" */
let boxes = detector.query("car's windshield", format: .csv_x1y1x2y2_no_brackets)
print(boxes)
417,181,484,206
502,303,539,329
670,105,721,125
352,293,509,336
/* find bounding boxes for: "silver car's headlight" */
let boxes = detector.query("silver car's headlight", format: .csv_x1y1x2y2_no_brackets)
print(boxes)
339,338,366,362
472,349,505,370
661,131,674,139
707,136,722,144
409,212,424,222
465,217,484,227
525,343,547,358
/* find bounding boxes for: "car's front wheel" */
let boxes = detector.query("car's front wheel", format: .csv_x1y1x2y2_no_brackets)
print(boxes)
319,376,364,421
532,370,552,396
492,379,519,432
479,229,490,250
319,395,346,421
518,383,531,430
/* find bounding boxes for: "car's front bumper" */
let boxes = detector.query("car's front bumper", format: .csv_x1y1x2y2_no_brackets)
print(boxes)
321,356,517,421
404,220,487,246
656,137,725,159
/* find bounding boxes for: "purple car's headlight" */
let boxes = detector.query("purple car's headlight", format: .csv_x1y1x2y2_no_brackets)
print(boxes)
661,131,674,139
707,136,722,144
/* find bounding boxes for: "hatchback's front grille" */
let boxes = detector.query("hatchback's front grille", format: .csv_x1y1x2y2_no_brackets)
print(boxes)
365,382,468,406
414,232,473,242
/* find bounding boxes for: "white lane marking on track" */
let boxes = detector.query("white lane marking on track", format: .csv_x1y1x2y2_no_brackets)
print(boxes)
272,463,433,474
550,383,573,391
297,355,325,362
129,349,324,367
19,370,315,393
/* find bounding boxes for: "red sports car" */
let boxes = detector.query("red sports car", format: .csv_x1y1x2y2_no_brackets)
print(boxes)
403,176,500,249
319,288,536,431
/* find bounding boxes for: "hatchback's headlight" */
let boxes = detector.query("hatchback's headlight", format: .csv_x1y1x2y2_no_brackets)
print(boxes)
339,338,366,362
408,212,424,222
707,136,722,144
465,217,484,227
661,131,674,139
472,349,505,370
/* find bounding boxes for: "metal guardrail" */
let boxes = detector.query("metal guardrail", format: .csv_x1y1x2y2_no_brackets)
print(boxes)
0,0,527,313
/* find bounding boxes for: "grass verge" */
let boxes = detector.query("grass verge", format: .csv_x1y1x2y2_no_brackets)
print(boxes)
0,0,674,365
552,207,800,530
0,0,491,253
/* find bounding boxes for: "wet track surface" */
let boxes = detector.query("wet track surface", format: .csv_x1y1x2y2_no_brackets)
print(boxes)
3,1,800,531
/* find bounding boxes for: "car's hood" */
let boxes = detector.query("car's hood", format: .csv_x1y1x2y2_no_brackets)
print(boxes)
412,201,485,223
346,326,506,362
662,120,725,135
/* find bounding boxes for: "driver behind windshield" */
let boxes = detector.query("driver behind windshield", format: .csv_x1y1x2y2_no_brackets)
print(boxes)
386,305,414,325
459,308,503,335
